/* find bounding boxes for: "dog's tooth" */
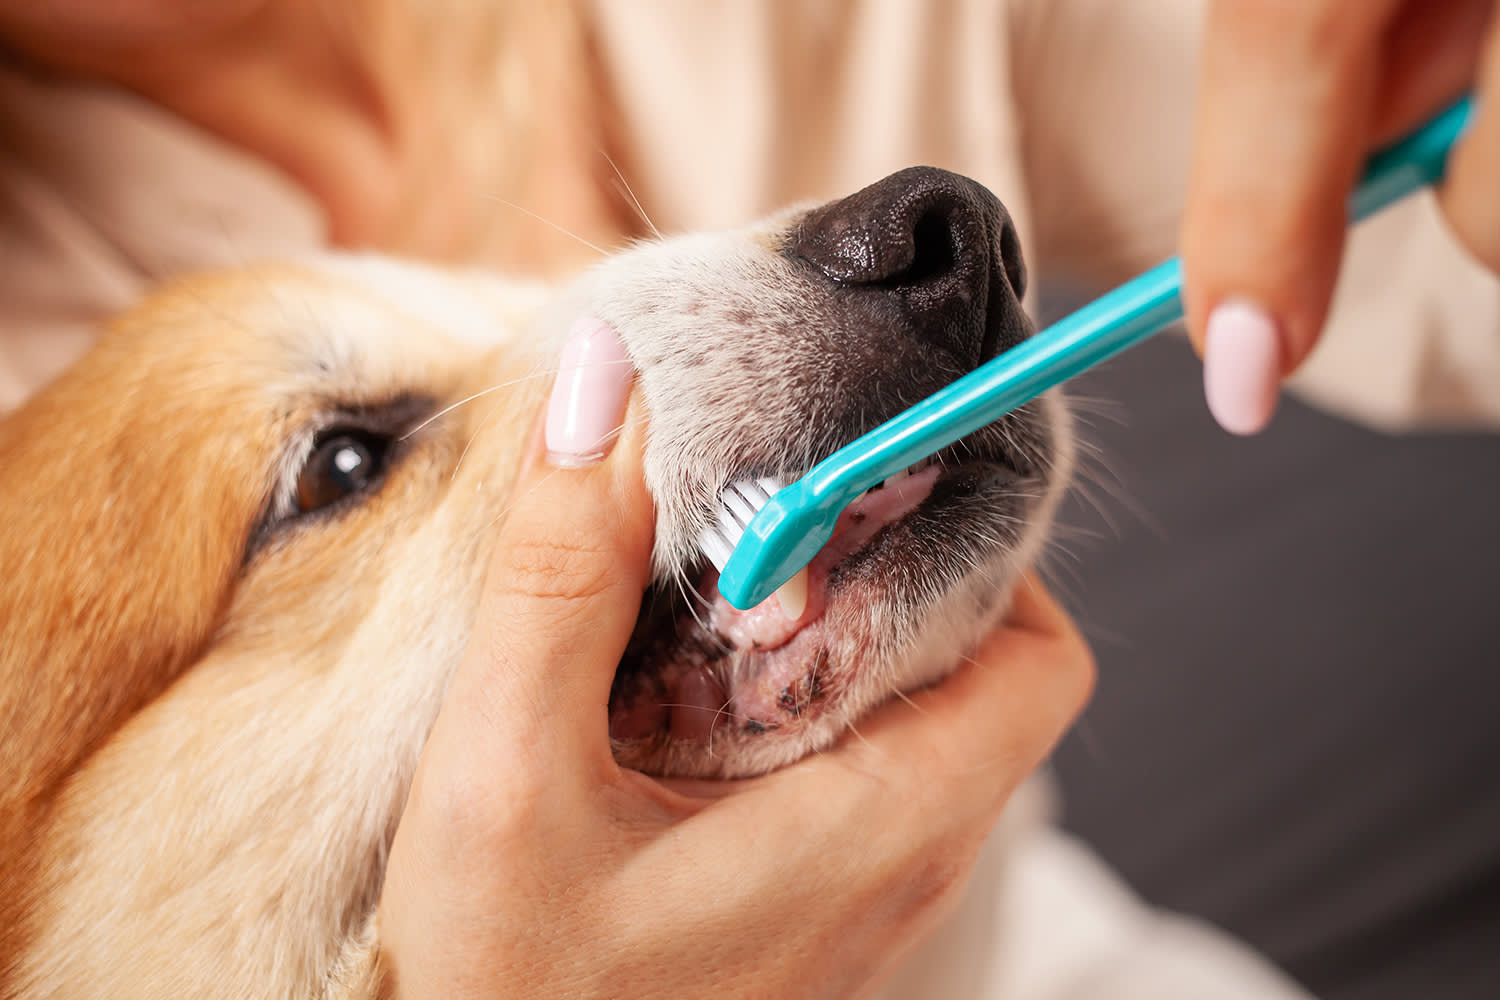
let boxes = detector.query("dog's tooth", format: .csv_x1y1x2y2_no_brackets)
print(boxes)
774,566,810,620
883,467,911,490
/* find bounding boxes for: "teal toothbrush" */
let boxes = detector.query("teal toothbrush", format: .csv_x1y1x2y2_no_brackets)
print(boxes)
709,94,1476,611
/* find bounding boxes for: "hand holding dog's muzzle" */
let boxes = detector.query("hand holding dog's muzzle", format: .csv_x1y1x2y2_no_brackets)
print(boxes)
376,323,1094,998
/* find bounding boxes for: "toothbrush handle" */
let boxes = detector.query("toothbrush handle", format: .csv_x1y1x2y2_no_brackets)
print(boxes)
808,93,1475,497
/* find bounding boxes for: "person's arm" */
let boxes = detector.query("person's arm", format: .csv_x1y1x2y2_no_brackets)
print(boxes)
0,0,626,274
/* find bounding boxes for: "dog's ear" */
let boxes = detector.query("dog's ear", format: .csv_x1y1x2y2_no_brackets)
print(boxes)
0,317,265,904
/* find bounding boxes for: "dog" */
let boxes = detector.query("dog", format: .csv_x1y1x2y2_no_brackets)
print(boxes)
0,167,1309,999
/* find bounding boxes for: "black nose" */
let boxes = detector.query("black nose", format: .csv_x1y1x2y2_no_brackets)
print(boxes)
785,166,1029,364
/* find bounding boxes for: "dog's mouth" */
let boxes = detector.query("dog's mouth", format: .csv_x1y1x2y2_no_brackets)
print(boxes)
598,166,1060,777
608,429,1041,770
710,458,947,654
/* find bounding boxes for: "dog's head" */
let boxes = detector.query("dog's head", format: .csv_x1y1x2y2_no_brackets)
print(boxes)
0,167,1070,994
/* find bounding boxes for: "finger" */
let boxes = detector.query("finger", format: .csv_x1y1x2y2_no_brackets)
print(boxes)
986,568,1075,635
444,318,653,775
1439,11,1500,273
1373,0,1490,142
842,577,1093,811
1181,0,1402,434
757,577,1093,837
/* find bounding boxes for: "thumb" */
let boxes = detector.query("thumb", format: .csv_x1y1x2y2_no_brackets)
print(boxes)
444,317,653,777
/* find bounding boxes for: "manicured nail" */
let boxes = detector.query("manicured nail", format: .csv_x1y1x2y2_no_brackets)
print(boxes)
1203,299,1283,435
545,317,633,467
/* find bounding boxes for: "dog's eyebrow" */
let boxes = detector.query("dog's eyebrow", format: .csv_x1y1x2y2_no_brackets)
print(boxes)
242,393,438,566
318,393,441,435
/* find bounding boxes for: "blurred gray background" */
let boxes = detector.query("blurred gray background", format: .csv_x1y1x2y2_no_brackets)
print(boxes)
1041,314,1500,1000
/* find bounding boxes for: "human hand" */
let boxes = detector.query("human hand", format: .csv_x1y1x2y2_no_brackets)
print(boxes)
1180,0,1499,434
375,326,1094,998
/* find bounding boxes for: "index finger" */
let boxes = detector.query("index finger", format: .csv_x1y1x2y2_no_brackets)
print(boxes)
754,577,1094,838
654,577,1092,961
1180,0,1400,431
840,578,1092,804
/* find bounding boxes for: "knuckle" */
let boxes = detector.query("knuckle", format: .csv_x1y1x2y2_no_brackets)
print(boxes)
1441,139,1500,280
491,527,622,607
416,749,546,849
889,838,985,927
1057,627,1098,718
918,725,1002,786
1470,236,1500,276
1216,0,1380,52
1446,208,1500,277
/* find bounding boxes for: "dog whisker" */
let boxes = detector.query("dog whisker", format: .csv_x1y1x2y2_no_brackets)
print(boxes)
404,369,562,440
451,357,566,483
453,397,510,484
654,700,759,733
600,148,663,242
483,462,566,532
890,686,928,717
1067,445,1162,541
483,195,611,257
706,694,742,759
669,569,727,654
838,718,881,760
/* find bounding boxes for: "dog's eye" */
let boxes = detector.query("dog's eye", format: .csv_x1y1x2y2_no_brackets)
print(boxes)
295,430,391,513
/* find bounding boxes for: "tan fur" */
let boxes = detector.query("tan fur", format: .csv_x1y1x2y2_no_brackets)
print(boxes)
0,263,554,997
0,274,314,969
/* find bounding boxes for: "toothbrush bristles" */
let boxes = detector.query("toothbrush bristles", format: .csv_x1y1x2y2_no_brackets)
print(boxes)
699,460,935,574
699,475,788,573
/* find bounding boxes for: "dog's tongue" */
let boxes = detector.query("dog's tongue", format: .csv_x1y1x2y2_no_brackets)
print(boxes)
708,465,940,650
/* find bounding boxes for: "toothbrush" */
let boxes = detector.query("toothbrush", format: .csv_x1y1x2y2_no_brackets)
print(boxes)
706,93,1476,612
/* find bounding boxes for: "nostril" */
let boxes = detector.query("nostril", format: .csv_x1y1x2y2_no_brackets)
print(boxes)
897,209,961,288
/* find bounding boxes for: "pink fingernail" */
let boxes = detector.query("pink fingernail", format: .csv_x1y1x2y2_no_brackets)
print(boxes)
545,317,633,467
1203,299,1283,436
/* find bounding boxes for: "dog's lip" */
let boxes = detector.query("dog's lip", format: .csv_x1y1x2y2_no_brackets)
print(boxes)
608,452,1034,746
700,455,1028,726
705,463,942,651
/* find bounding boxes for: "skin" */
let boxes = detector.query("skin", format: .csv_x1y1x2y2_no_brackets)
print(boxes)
1181,0,1500,392
378,406,1094,999
1,3,1096,995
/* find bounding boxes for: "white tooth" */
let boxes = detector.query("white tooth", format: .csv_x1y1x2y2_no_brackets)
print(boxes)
883,467,911,490
774,566,810,620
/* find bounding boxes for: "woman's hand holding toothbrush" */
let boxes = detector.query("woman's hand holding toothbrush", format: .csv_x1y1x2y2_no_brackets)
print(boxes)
1181,0,1500,435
